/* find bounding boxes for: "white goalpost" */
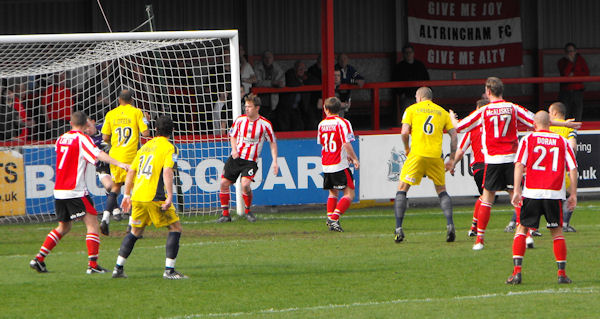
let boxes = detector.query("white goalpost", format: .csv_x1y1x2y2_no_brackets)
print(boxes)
0,30,244,223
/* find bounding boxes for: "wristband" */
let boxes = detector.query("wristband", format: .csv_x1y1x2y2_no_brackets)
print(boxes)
123,194,131,199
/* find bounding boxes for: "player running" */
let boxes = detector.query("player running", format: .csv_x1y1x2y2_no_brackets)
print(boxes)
506,111,577,284
29,111,129,274
101,90,150,226
318,97,360,232
394,87,457,243
216,94,278,223
112,116,187,279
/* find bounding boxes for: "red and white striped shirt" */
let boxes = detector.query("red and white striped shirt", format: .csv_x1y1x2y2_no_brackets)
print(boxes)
457,100,534,164
229,115,276,162
516,130,577,199
54,130,101,199
458,126,484,169
317,116,355,173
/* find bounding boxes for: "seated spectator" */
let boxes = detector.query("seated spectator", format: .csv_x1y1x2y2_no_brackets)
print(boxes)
278,61,309,131
240,45,257,95
317,70,351,118
392,44,430,124
335,53,365,87
0,88,25,142
42,72,73,139
558,42,590,121
254,50,285,119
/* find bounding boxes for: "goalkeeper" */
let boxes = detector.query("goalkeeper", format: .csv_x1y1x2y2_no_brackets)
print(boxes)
85,117,115,235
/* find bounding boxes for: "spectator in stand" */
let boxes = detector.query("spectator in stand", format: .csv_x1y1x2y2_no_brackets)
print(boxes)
334,54,365,118
317,70,351,118
278,60,309,131
42,72,73,139
557,42,590,121
254,50,285,119
239,45,257,95
392,44,430,125
306,54,324,125
306,54,322,84
3,85,33,142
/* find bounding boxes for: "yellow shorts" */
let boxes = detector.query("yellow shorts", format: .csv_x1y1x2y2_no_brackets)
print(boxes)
565,172,571,190
110,164,128,184
400,154,445,186
130,201,180,228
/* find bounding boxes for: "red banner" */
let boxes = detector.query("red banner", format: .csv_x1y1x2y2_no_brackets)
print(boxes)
408,0,522,69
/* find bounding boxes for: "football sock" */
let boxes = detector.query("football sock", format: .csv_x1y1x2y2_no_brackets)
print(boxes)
438,191,454,225
86,233,100,268
331,196,352,221
220,191,230,216
116,232,139,266
471,199,481,231
242,193,252,214
476,199,492,242
106,192,118,213
326,195,337,214
512,232,526,274
553,235,567,276
102,211,111,224
394,191,407,229
166,232,181,270
563,209,573,225
36,229,63,262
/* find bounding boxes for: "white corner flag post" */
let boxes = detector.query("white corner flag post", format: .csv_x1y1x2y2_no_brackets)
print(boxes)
228,33,244,216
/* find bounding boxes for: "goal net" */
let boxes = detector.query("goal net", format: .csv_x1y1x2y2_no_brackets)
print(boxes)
0,31,241,224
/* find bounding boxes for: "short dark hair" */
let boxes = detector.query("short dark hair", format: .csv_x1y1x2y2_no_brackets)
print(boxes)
156,115,174,137
402,44,415,53
476,99,489,108
550,102,567,116
485,77,504,97
119,89,133,103
71,111,88,127
324,97,342,114
564,42,577,51
244,93,261,106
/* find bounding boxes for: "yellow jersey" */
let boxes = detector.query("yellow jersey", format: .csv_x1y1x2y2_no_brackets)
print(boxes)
402,100,454,158
130,136,177,202
101,104,148,163
549,118,577,141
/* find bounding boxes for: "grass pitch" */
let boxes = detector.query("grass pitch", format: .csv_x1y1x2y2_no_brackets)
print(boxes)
1,201,599,318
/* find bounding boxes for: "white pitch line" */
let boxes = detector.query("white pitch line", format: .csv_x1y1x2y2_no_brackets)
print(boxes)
164,287,598,318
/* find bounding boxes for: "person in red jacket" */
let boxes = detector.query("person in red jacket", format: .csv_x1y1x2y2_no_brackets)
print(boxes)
557,42,590,121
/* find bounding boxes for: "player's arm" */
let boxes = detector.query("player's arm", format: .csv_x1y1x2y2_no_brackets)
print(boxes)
141,129,150,137
230,136,239,158
445,128,457,172
400,123,411,155
342,142,359,169
102,134,110,143
511,162,525,208
161,166,174,210
120,168,136,213
567,167,578,211
550,119,582,130
269,140,279,175
568,137,577,153
97,151,129,171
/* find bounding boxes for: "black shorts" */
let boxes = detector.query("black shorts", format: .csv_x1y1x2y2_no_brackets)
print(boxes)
96,162,110,175
323,168,354,190
472,163,485,195
520,198,563,229
222,156,259,182
55,195,98,222
483,163,514,192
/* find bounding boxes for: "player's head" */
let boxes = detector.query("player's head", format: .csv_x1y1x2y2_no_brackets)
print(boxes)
549,102,567,120
534,110,551,131
415,87,432,102
156,116,174,137
476,98,489,109
323,97,342,115
244,94,261,118
119,89,133,105
70,111,88,130
485,77,503,98
84,118,97,135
